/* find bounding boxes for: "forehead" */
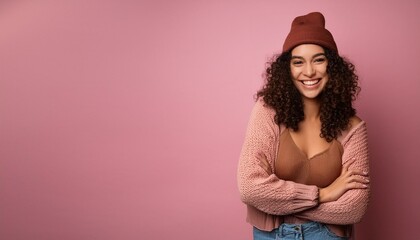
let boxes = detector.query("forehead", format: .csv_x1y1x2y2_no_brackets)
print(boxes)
291,44,325,56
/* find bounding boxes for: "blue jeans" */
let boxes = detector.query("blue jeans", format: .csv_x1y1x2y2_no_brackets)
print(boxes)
253,222,348,240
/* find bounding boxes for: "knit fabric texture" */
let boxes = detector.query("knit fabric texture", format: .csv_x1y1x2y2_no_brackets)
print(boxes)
282,12,338,53
237,98,370,231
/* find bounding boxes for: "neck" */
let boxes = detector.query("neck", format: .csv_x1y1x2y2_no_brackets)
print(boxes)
302,98,321,121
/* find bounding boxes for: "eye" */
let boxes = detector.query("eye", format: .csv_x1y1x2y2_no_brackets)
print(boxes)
314,57,326,63
292,60,303,66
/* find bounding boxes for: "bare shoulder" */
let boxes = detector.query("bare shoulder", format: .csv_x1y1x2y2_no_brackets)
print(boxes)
337,115,363,142
349,115,362,128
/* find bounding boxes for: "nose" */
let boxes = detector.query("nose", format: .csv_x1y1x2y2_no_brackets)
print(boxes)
303,63,315,77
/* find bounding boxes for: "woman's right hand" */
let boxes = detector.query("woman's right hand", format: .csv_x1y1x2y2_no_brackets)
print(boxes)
319,158,369,203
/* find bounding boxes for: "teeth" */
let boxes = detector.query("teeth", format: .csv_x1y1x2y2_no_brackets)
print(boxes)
302,80,319,86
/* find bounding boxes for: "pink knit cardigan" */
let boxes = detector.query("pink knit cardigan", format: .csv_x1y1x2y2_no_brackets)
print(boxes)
237,98,370,231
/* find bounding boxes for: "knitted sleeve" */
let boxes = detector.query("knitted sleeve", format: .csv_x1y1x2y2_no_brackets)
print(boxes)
237,99,319,215
295,122,370,224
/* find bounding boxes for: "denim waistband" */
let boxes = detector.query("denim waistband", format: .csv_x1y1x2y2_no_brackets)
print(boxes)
253,221,348,240
280,221,321,234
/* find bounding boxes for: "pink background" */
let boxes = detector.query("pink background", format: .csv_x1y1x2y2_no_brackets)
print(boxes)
1,1,419,239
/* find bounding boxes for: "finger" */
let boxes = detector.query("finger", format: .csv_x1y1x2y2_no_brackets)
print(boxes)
341,158,359,175
255,152,268,163
347,169,369,177
258,161,266,172
347,175,370,184
258,159,272,175
255,152,266,160
346,182,369,190
341,161,351,174
261,158,270,169
342,158,356,169
259,157,269,166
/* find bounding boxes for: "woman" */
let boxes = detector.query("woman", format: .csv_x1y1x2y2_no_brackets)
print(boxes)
237,12,370,240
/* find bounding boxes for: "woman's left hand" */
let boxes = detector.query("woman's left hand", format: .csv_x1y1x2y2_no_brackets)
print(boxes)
319,158,369,203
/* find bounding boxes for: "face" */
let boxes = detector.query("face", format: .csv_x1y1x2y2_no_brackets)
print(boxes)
290,44,328,100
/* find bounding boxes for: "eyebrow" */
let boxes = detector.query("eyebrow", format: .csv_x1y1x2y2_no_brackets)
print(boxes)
291,53,326,59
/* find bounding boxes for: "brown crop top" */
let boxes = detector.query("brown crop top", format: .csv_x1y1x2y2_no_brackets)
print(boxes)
275,129,343,188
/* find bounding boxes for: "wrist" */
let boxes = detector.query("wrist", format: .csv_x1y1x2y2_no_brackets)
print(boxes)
318,188,328,203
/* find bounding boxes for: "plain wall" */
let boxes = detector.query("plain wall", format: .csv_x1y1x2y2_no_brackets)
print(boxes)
1,1,419,239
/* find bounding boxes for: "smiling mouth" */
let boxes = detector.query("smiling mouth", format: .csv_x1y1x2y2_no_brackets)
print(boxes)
300,79,320,86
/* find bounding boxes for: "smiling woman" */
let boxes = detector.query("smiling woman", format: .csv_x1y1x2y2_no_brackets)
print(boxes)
237,12,370,240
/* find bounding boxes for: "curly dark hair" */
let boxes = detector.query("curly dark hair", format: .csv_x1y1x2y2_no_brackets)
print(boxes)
256,47,360,142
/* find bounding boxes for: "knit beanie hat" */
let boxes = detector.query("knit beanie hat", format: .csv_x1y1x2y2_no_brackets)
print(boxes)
282,12,337,53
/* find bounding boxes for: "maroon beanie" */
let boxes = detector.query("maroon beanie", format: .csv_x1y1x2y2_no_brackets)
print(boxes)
282,12,337,53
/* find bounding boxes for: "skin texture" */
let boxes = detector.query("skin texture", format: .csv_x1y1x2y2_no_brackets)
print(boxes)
290,44,329,101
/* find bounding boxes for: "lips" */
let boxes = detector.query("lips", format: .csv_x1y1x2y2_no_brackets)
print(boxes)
300,79,321,86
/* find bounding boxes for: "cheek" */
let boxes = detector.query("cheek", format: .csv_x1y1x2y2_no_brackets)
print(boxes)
321,64,328,76
290,67,299,79
291,77,300,89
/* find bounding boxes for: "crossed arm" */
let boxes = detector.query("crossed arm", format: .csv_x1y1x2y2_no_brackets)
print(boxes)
255,122,370,224
238,100,370,224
